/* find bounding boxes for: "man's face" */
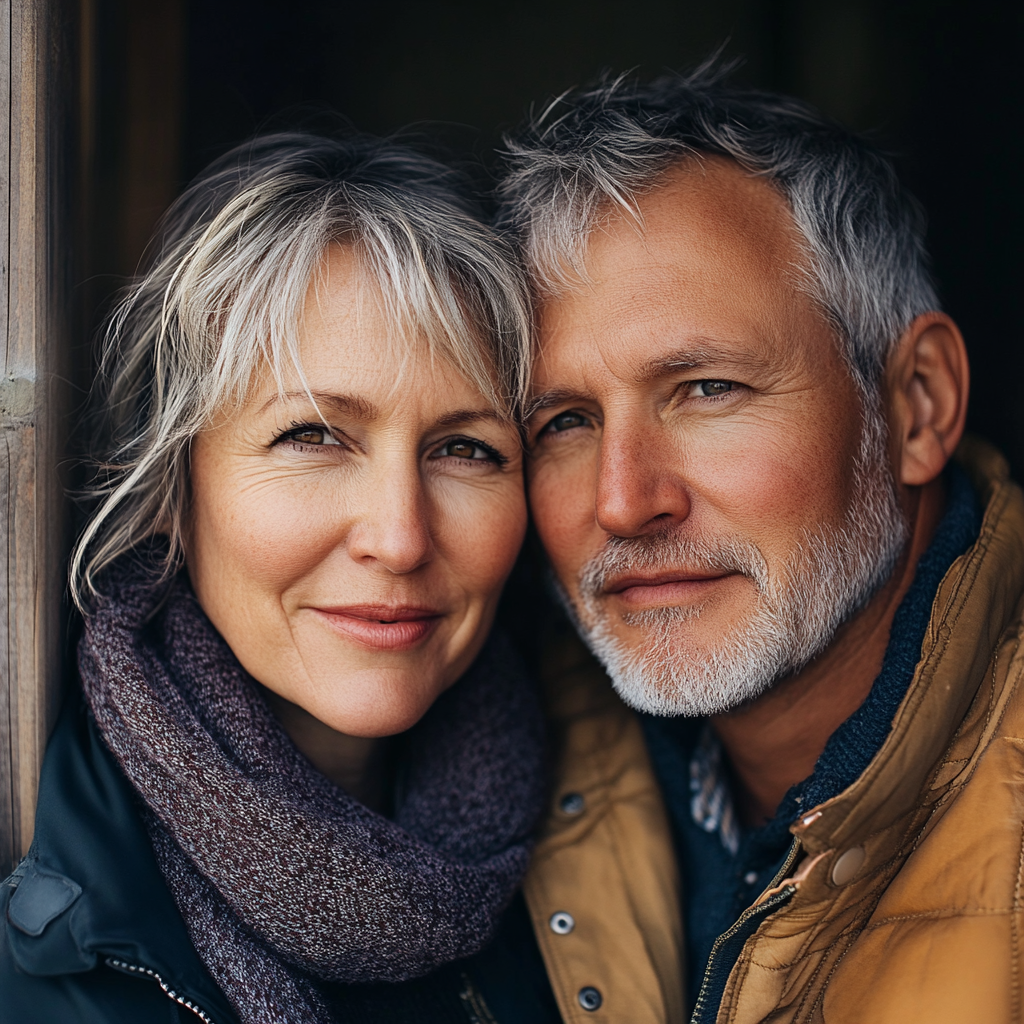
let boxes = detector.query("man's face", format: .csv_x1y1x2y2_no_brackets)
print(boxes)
527,157,906,715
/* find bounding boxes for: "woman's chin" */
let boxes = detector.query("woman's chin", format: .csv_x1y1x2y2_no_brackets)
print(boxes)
302,671,454,738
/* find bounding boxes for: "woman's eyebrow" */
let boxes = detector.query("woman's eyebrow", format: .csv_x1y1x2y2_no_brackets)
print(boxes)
433,408,505,428
258,391,379,419
257,394,502,428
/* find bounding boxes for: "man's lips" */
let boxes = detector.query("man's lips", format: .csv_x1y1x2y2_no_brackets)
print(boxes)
311,605,443,651
604,571,736,608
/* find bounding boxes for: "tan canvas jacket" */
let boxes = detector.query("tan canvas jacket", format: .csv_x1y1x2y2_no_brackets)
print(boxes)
524,437,1024,1024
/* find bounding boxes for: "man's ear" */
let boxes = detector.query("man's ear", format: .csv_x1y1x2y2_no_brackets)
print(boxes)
885,311,970,488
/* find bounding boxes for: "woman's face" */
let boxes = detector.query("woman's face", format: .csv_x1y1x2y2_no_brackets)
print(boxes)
186,246,527,737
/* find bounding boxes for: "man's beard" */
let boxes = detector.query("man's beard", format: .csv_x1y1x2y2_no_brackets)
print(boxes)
555,406,909,717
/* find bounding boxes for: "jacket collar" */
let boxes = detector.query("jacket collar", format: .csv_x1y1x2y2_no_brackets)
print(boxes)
5,695,238,1023
793,436,1024,857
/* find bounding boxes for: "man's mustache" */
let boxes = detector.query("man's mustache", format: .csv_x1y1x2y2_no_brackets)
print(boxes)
577,529,771,602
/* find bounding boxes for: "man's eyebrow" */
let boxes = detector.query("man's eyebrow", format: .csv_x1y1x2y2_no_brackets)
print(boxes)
525,389,591,418
636,342,764,383
526,342,763,414
258,391,379,419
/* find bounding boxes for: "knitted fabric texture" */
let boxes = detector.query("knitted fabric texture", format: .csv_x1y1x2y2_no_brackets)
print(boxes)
77,553,545,1024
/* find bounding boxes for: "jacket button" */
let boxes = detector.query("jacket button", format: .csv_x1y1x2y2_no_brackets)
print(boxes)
549,911,575,934
578,986,603,1011
831,846,866,886
559,792,585,815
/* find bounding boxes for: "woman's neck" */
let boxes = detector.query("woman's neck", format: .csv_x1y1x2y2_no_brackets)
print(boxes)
260,687,395,813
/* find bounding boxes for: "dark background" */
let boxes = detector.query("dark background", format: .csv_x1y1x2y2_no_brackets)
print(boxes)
88,0,1024,473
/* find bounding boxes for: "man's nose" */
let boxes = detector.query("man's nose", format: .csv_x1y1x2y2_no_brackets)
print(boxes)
595,424,691,537
345,457,433,574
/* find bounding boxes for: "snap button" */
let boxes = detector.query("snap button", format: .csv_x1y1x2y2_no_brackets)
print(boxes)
743,870,758,885
549,911,575,935
578,986,603,1011
831,846,866,886
559,792,585,815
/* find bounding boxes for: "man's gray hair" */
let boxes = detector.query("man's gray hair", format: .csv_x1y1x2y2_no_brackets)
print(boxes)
71,132,531,608
497,63,940,392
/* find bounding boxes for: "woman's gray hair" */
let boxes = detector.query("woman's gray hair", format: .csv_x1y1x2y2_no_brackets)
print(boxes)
71,132,531,608
497,63,940,395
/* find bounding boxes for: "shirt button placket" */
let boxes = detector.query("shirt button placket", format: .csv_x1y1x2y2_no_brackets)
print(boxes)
554,793,593,1011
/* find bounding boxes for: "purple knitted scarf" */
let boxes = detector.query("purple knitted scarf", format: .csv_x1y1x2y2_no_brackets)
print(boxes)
78,554,545,1024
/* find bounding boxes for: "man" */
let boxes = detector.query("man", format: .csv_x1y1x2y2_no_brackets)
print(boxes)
500,69,1024,1023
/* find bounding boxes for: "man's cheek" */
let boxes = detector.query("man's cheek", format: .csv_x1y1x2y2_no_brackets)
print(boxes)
528,478,588,587
530,456,590,525
687,432,841,536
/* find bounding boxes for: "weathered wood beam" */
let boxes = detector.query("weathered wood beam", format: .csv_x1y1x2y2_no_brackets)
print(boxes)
0,0,76,876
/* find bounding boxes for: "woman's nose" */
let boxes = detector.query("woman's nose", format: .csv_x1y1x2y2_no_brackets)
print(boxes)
344,458,433,574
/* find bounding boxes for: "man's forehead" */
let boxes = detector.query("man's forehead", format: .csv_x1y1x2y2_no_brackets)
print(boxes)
533,157,819,387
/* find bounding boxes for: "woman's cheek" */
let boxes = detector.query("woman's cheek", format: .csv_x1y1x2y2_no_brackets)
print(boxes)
438,479,527,596
221,472,352,586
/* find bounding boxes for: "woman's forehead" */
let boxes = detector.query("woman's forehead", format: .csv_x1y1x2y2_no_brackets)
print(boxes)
247,331,502,423
303,242,384,333
216,239,508,426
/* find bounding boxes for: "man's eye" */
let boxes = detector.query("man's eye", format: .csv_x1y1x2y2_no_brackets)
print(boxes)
543,411,591,434
696,380,735,397
434,438,500,462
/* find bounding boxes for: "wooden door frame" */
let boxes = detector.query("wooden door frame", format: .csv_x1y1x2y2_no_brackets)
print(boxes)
0,0,79,875
0,0,184,876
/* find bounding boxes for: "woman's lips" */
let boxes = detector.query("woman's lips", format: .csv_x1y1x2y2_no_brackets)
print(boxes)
312,605,443,651
605,572,735,609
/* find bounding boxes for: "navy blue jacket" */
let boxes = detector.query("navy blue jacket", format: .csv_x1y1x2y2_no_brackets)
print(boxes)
1,697,238,1023
1,697,560,1024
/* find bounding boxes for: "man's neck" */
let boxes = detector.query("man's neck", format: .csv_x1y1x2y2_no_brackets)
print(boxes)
711,477,948,828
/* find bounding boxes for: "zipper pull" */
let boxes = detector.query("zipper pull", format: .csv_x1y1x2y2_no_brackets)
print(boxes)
753,849,831,907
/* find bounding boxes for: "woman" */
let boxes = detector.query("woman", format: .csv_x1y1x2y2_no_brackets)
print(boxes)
0,133,554,1024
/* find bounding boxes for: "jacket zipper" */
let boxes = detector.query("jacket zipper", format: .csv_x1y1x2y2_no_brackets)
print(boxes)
105,957,218,1023
689,836,802,1024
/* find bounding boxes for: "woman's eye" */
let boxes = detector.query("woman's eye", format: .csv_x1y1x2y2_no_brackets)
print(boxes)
282,425,341,447
434,438,499,462
543,411,591,434
695,380,735,397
